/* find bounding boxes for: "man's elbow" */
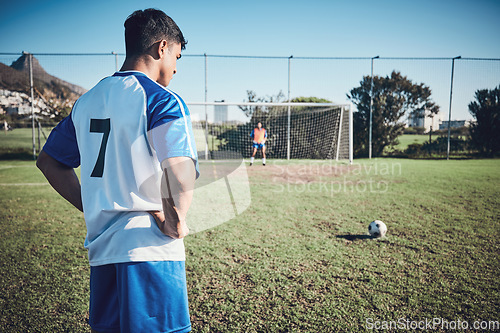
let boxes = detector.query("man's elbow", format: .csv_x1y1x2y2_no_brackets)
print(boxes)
36,150,61,175
36,150,48,172
163,157,196,188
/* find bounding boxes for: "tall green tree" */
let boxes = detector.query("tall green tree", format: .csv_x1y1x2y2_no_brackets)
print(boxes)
468,85,500,156
347,71,439,157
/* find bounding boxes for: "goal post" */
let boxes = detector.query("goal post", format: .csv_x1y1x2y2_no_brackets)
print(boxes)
186,102,353,163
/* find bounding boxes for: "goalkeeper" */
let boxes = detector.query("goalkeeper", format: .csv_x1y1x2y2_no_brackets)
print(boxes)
250,122,267,166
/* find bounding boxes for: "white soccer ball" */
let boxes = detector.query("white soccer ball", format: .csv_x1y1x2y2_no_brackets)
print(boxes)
368,220,387,238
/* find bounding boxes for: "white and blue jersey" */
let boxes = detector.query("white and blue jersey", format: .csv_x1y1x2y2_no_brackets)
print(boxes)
43,71,198,266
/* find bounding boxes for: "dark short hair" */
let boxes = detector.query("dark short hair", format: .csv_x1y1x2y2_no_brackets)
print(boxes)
124,8,187,57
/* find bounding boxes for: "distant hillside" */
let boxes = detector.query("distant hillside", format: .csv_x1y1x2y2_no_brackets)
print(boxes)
0,62,28,92
0,54,86,105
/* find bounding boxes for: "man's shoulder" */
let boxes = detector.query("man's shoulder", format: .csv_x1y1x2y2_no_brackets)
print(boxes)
108,71,182,104
75,74,138,104
134,76,186,113
128,73,175,98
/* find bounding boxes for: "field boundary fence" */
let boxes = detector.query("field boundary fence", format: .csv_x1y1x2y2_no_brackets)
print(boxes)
0,52,499,160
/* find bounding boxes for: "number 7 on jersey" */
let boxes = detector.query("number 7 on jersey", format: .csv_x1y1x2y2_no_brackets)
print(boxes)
90,118,111,178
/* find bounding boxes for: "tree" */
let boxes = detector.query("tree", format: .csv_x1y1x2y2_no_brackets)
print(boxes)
347,71,439,157
239,90,285,118
291,96,332,103
468,85,500,156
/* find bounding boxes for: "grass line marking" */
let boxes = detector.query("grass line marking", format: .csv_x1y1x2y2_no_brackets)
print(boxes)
0,183,49,186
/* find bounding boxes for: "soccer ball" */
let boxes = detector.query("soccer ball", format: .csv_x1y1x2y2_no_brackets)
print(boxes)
368,220,387,238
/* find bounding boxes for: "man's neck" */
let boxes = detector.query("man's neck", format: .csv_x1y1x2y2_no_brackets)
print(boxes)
120,56,158,81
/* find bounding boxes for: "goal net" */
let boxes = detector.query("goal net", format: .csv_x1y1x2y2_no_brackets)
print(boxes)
187,102,353,163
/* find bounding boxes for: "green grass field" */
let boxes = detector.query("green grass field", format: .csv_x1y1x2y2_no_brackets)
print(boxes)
0,130,451,159
0,127,51,160
394,134,431,150
382,134,435,155
0,127,217,159
0,158,499,332
386,134,470,156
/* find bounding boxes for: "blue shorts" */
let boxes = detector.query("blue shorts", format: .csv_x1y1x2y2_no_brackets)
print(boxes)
89,261,191,333
253,143,265,149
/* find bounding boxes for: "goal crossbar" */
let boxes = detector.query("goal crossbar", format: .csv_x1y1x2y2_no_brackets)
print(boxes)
187,101,348,107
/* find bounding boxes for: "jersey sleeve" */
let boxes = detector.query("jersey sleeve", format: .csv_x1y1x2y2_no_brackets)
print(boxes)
149,96,199,178
250,129,254,138
264,129,267,138
42,114,80,168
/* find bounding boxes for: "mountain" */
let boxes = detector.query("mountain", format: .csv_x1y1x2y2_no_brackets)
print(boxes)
0,54,86,105
10,54,49,78
0,62,28,92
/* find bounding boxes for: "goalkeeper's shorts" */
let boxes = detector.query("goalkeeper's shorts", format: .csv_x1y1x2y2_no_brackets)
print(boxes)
89,261,191,333
253,142,265,149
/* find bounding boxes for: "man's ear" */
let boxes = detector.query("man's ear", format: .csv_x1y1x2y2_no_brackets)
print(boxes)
158,40,168,59
150,40,168,60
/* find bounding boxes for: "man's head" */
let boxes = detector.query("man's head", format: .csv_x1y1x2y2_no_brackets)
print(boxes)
124,9,186,86
257,122,262,129
124,9,186,57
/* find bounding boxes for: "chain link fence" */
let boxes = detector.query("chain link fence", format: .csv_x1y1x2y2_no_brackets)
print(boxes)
1,52,499,159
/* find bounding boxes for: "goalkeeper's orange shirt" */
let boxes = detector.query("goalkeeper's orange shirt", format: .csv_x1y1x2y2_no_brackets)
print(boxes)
252,128,266,143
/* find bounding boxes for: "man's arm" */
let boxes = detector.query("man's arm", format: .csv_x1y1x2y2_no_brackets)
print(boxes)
151,156,196,239
36,150,83,212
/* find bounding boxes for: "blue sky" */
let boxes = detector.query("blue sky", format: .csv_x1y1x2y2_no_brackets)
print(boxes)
1,0,499,57
1,0,499,121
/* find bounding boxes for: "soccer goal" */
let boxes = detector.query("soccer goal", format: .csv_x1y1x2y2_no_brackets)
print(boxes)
187,102,353,163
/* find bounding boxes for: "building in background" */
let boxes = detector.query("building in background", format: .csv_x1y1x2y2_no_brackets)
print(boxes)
439,120,472,130
407,109,442,132
214,100,228,124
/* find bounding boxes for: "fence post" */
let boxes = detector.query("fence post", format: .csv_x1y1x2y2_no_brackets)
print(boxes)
369,56,379,160
447,56,461,160
112,51,119,72
287,55,292,160
37,119,41,152
350,103,354,164
204,53,209,160
27,52,36,159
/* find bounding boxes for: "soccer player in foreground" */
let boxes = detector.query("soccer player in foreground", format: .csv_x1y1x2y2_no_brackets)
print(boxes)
250,121,267,166
37,9,198,333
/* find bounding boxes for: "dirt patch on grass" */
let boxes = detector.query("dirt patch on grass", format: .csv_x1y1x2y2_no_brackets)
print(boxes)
247,163,356,183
